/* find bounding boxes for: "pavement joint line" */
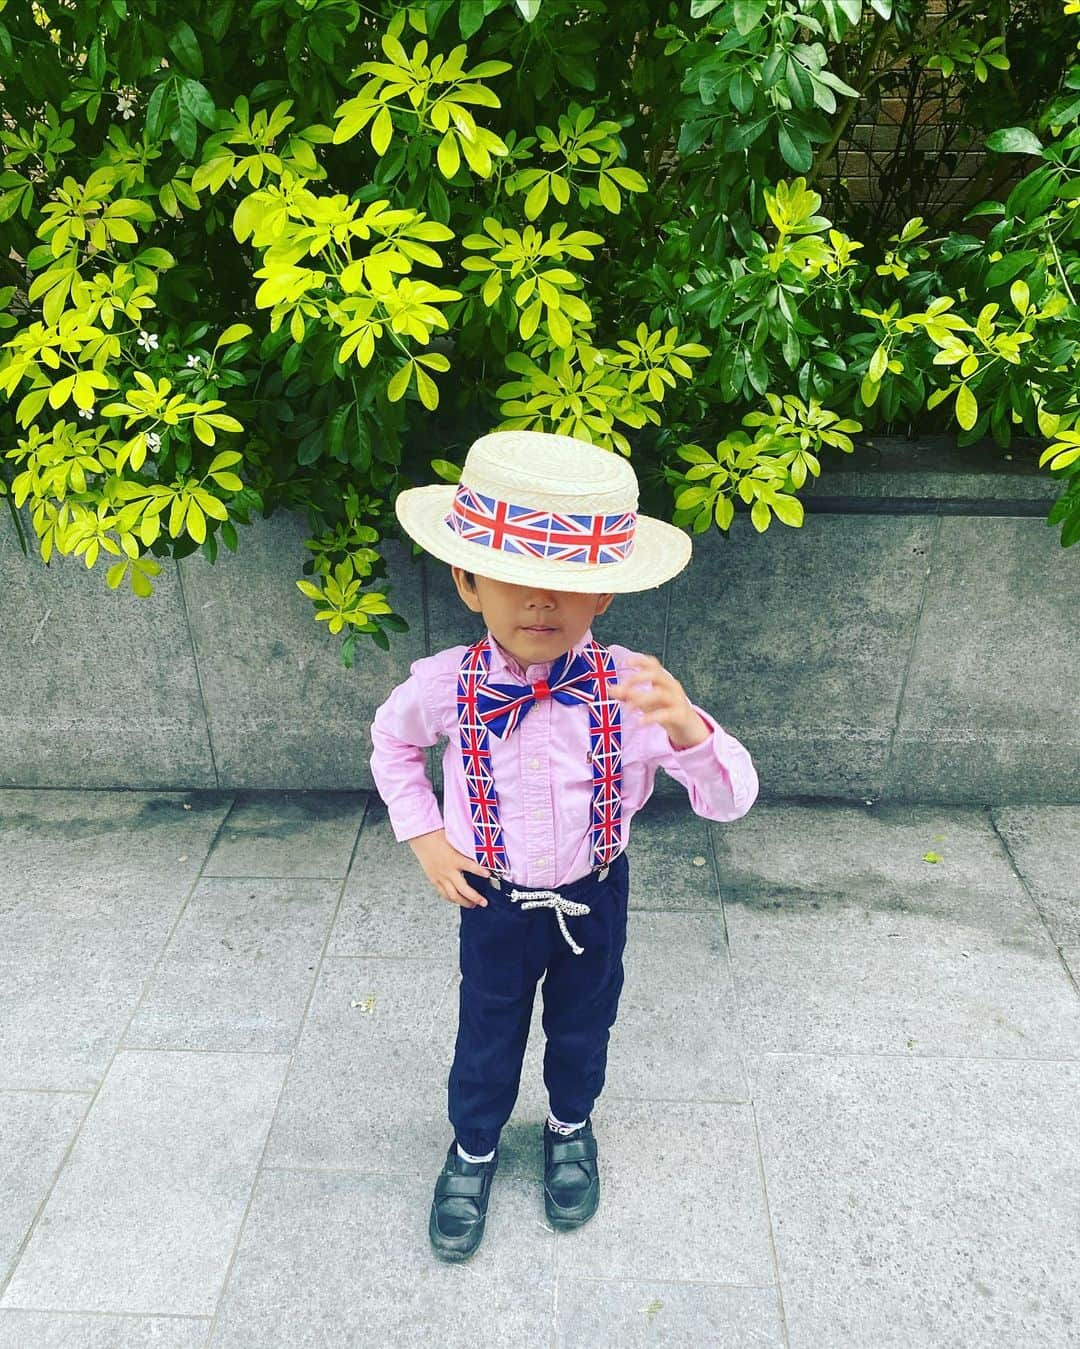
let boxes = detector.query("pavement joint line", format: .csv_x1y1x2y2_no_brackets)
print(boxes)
201,873,370,881
986,807,1080,1004
0,1306,212,1322
883,511,940,787
551,1236,559,1348
553,1272,782,1288
749,1049,1080,1062
174,554,220,789
708,814,792,1348
204,790,374,1346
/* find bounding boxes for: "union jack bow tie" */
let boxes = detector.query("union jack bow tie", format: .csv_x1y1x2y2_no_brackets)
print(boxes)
476,649,599,739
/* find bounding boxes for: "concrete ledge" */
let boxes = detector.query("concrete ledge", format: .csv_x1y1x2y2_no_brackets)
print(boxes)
1,436,1076,802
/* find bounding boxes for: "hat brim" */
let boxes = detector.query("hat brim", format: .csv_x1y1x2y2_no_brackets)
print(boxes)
394,484,692,593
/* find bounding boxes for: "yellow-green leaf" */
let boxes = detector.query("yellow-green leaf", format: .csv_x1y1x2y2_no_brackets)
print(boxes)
525,177,549,219
955,384,978,430
169,494,188,537
186,500,207,543
387,361,412,401
1010,279,1029,315
597,173,621,213
207,450,243,472
547,306,572,347
371,105,393,157
48,375,76,409
437,130,460,179
215,323,252,348
192,416,216,445
414,363,439,409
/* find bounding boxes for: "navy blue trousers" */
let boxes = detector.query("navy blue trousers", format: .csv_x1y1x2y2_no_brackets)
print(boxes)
448,849,630,1157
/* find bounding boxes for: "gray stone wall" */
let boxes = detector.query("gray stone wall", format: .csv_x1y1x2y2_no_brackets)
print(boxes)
1,437,1076,803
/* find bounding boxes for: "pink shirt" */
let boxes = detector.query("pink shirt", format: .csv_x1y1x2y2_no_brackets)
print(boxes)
368,626,759,889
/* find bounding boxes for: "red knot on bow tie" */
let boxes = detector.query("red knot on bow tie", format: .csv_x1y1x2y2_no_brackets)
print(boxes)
533,679,550,700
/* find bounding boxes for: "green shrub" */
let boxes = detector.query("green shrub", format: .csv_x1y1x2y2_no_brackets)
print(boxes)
1,0,1078,666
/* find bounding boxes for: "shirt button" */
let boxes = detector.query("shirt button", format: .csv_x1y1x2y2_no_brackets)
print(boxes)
528,758,540,769
531,808,544,820
535,857,547,867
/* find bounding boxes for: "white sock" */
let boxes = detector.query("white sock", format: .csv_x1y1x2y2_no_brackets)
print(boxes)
456,1142,495,1163
546,1111,587,1135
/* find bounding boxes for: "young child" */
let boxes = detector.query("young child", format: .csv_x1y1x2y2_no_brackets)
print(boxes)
368,429,759,1262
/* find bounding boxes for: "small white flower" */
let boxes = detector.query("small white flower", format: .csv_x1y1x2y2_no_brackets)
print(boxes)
146,432,162,453
136,330,158,350
78,406,94,420
186,353,200,368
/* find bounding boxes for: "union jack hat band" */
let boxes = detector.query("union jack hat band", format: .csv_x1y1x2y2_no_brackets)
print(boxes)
445,485,637,566
393,430,693,594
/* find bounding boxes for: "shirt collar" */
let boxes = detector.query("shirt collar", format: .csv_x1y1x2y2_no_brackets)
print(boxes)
486,626,595,682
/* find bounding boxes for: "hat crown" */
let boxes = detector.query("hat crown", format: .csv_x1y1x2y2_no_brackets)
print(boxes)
461,431,638,513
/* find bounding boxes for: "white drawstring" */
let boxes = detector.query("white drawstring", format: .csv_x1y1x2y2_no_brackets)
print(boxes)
508,889,591,955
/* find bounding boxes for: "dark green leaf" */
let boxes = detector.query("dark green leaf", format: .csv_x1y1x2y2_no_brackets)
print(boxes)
145,79,173,143
985,126,1043,155
457,0,485,39
778,122,812,171
178,79,216,130
984,250,1038,287
730,69,755,114
171,110,198,159
88,34,106,85
747,349,769,394
167,19,204,77
733,0,767,35
724,116,770,152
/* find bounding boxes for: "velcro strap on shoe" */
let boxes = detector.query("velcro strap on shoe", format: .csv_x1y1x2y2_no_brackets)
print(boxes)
436,1172,487,1199
548,1136,597,1165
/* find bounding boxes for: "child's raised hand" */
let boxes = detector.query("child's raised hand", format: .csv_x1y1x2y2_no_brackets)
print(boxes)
408,828,491,908
611,653,710,749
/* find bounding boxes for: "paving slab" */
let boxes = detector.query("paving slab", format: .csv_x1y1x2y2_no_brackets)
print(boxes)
712,800,1080,1057
555,1278,785,1348
0,789,233,1090
1,788,1078,1348
205,1169,556,1348
0,1050,288,1317
750,1053,1080,1349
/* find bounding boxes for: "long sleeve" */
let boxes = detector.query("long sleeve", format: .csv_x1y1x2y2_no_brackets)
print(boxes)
656,704,759,822
369,665,446,843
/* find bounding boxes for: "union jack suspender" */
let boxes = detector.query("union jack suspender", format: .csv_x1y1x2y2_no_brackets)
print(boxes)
457,636,623,880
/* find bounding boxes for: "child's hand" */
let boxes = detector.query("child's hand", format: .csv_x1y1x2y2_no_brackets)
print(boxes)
611,654,711,750
408,829,491,908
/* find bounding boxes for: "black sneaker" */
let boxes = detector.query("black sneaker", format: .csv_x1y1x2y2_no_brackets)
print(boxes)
428,1140,499,1261
543,1117,599,1229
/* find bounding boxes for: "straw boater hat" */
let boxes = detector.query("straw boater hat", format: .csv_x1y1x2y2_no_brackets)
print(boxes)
394,430,692,593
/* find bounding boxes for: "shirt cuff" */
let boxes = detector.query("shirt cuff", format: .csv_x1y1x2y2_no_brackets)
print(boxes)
666,707,758,817
387,793,446,844
667,709,720,758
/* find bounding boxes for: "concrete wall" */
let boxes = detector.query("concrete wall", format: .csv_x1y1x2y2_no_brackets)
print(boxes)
1,436,1076,804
